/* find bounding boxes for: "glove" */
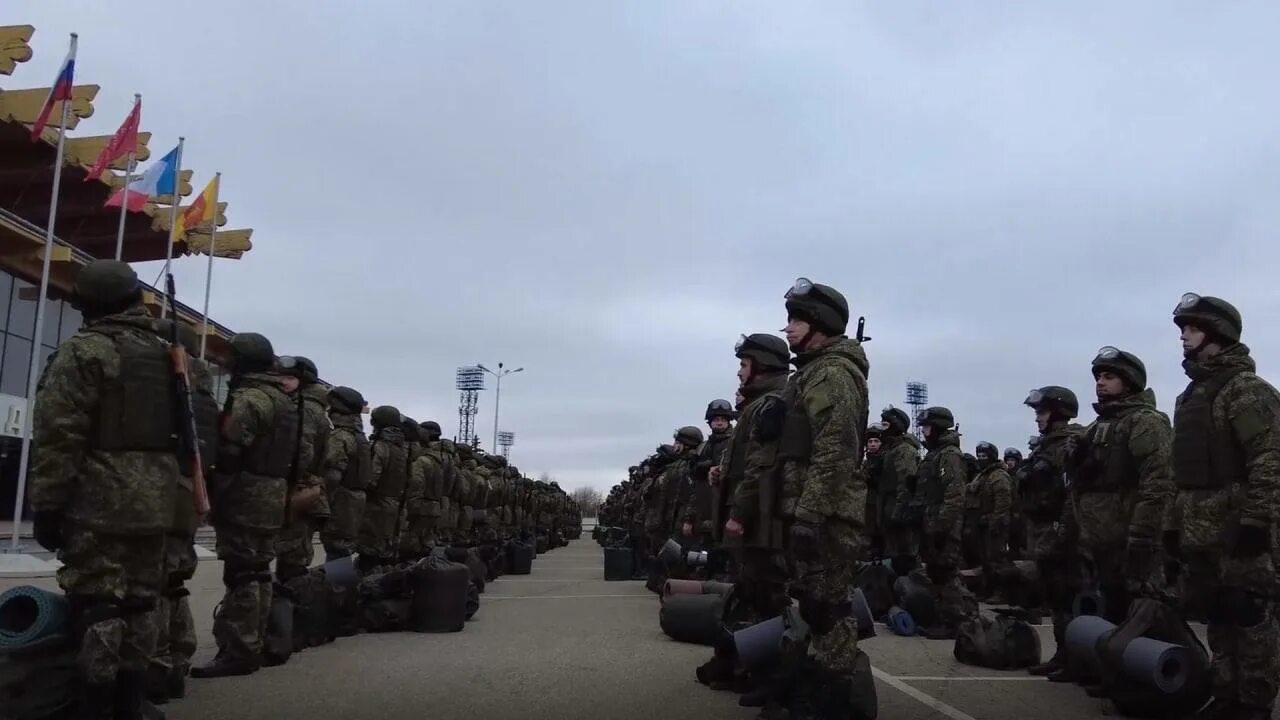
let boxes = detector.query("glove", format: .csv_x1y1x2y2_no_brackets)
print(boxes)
1161,529,1181,560
789,521,821,560
681,522,694,537
724,518,744,537
32,510,64,552
1233,524,1270,558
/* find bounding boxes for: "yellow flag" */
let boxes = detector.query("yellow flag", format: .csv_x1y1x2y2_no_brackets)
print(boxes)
174,174,218,239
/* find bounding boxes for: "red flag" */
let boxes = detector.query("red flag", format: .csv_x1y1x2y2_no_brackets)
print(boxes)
85,98,140,181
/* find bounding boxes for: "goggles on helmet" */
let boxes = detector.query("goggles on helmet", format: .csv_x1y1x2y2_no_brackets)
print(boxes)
1094,346,1121,361
708,399,732,412
1174,292,1201,314
784,277,815,299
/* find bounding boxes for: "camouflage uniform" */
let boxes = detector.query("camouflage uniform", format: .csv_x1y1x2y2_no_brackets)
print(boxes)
318,390,369,559
275,380,331,579
879,431,921,572
196,338,300,676
1171,301,1280,716
915,418,969,634
28,281,176,707
683,426,731,549
436,440,458,543
356,408,407,566
404,430,446,557
395,421,426,560
962,450,1013,590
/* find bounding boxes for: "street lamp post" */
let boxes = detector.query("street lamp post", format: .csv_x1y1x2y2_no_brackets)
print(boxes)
477,362,523,454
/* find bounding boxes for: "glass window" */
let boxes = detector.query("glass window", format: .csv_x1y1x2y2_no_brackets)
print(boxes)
41,300,62,348
0,274,12,333
1,336,32,397
59,304,82,342
8,281,35,340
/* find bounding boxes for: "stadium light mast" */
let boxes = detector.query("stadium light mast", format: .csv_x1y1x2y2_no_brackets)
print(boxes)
905,381,929,442
455,366,485,447
498,431,515,460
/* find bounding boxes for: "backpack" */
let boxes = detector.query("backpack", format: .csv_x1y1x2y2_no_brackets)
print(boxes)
954,611,1040,670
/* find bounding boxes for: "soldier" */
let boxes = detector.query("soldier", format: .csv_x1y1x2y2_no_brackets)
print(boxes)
436,438,459,544
862,424,886,560
454,443,477,545
877,407,922,577
28,261,177,714
318,386,369,561
356,406,407,570
662,427,704,542
396,418,425,561
1004,448,1026,560
146,322,219,705
965,441,1013,599
1169,294,1280,720
682,401,734,556
770,277,872,717
274,356,330,582
642,445,678,591
914,406,970,639
1020,386,1085,676
192,333,299,679
1054,346,1173,684
404,420,446,558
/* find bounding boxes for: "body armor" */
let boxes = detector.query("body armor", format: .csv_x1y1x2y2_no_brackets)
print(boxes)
1173,367,1247,490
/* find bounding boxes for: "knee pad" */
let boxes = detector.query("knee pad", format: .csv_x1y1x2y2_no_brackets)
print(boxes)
1210,586,1268,627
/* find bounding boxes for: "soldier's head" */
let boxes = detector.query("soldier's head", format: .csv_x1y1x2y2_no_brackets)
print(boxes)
915,406,955,443
401,416,420,442
881,406,911,436
865,422,885,455
370,405,401,430
1028,434,1040,453
1091,346,1146,400
735,333,790,385
327,386,365,416
975,441,1000,467
673,426,703,453
72,260,143,319
420,420,442,441
228,332,275,375
783,277,848,353
704,399,735,432
1173,293,1242,361
1023,385,1078,433
1003,447,1023,472
275,355,318,393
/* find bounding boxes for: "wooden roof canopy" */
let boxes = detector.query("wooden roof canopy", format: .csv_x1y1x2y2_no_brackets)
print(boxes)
0,25,254,366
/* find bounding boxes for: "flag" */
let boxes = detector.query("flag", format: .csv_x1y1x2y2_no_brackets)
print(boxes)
174,174,218,238
85,98,140,181
30,36,77,141
105,144,180,212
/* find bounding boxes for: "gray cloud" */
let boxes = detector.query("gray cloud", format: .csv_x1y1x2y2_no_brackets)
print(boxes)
12,1,1280,491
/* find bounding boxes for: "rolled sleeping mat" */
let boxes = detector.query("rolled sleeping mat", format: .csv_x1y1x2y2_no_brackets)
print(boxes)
320,555,358,589
849,588,876,639
700,581,734,598
659,593,726,646
1064,614,1117,676
732,615,786,670
0,586,69,649
658,538,683,566
1072,588,1106,619
1121,637,1193,694
887,606,916,637
663,579,705,603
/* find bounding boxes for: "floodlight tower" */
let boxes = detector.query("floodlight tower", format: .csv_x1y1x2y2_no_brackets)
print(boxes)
456,366,485,447
905,381,929,442
497,431,515,460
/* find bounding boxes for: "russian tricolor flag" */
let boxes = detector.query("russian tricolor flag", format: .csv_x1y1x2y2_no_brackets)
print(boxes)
105,144,181,212
30,35,77,141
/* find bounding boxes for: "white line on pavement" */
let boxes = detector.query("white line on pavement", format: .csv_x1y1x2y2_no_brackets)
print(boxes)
871,668,979,720
891,675,1045,682
484,594,653,600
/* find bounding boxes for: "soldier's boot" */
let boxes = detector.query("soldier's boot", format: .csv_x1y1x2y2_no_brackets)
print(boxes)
166,667,186,700
113,670,160,720
1046,666,1079,683
142,666,170,705
695,653,736,686
1027,650,1063,676
190,651,260,679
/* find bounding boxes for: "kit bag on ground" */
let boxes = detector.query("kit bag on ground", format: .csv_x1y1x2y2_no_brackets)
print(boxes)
1097,598,1210,718
604,546,634,581
445,547,487,594
410,555,470,633
0,634,77,720
263,584,295,665
855,562,897,621
535,534,549,555
507,540,534,575
953,610,1040,670
893,571,938,630
466,580,480,621
659,592,727,646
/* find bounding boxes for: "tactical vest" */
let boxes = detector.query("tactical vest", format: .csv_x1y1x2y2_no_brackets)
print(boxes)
191,377,220,474
1173,368,1247,490
89,324,176,452
341,429,372,491
726,395,769,483
373,440,408,500
921,446,961,510
242,386,299,480
777,381,812,460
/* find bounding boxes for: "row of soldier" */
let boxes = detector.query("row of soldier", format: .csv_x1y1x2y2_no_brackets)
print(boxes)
23,260,579,719
601,279,1278,720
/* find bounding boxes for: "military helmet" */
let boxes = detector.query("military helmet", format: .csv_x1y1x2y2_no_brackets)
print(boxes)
734,333,790,372
73,260,141,308
1091,346,1147,392
865,422,885,440
705,399,736,422
674,426,704,448
370,405,401,429
1004,447,1023,461
327,386,365,413
456,443,474,459
277,355,319,384
419,420,442,440
881,406,911,434
1023,385,1079,419
975,441,999,461
229,333,275,373
175,322,201,358
440,438,456,453
1173,293,1242,344
784,277,849,336
915,406,955,430
401,416,420,441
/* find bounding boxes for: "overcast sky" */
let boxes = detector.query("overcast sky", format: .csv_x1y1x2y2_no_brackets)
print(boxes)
9,2,1280,494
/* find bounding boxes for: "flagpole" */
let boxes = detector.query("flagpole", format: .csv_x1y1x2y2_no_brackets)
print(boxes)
112,93,140,261
10,34,76,551
198,172,220,360
159,136,184,319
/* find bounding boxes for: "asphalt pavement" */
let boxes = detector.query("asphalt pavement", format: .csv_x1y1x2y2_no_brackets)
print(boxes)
2,540,1202,720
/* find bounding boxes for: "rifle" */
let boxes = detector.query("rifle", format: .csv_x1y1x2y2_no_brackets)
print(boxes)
856,316,871,343
164,274,211,521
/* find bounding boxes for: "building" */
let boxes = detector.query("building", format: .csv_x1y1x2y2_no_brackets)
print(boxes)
0,24,254,521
